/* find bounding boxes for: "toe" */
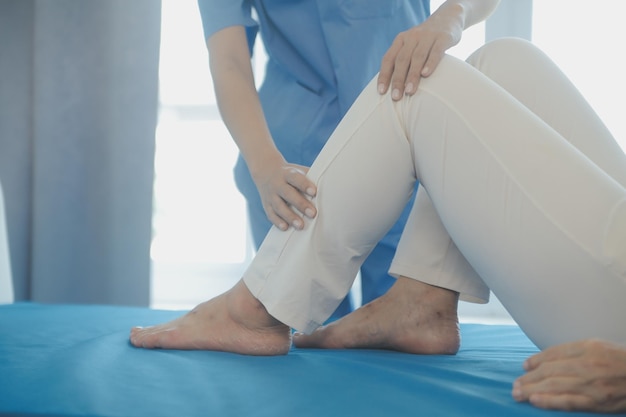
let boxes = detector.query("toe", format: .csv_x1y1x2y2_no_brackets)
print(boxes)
292,332,316,348
130,326,144,337
129,330,144,348
129,326,165,349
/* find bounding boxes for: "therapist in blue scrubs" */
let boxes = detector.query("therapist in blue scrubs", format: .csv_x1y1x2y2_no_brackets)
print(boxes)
197,0,499,317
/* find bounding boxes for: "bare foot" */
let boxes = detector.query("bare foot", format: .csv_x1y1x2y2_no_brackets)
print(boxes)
129,280,291,355
293,277,460,355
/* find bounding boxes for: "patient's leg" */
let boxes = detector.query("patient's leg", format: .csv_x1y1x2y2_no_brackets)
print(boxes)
298,39,626,352
133,39,626,355
130,280,291,355
130,64,462,355
293,277,460,354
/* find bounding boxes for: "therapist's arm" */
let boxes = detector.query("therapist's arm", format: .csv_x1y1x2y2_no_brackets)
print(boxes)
377,0,500,100
208,26,317,232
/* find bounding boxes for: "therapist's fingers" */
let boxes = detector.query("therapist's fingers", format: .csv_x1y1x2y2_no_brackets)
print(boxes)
264,194,303,231
404,36,448,94
378,30,430,100
286,164,317,199
257,164,317,231
281,165,317,219
401,37,440,96
280,169,317,219
377,29,450,100
378,13,462,100
389,34,429,99
377,36,404,97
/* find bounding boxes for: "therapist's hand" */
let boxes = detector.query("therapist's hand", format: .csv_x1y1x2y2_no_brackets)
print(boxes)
513,339,626,413
377,5,463,100
253,160,317,232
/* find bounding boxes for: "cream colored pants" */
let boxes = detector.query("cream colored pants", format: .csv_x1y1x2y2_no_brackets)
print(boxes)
243,38,626,349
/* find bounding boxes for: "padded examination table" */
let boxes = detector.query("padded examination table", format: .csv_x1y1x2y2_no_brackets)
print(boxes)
0,303,609,416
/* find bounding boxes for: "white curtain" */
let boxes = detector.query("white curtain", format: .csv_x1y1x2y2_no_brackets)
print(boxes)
0,0,161,305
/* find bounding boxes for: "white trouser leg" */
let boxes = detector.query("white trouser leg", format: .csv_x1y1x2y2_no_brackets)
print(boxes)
389,186,488,303
244,39,626,348
244,84,417,334
392,37,626,307
467,39,626,181
398,40,626,349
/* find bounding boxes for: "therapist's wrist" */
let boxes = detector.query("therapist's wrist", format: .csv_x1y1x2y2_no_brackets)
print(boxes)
246,148,285,180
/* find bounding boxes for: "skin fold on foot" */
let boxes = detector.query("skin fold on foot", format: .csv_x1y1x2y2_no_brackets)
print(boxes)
293,277,461,355
129,280,291,356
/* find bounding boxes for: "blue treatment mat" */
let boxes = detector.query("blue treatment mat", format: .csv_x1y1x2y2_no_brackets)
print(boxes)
0,303,605,417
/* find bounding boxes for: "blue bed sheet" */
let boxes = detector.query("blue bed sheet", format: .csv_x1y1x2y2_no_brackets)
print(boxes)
0,303,608,417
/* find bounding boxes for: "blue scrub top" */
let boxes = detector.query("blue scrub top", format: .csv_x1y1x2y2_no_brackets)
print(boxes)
198,0,430,197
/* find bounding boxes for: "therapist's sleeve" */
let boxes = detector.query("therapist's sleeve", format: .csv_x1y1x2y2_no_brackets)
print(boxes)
197,0,258,52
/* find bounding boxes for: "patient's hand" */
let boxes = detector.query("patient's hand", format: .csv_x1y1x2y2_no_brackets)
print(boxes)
513,339,626,413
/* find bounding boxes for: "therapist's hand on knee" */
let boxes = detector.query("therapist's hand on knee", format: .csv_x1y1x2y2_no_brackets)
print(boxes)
253,160,317,231
377,5,463,100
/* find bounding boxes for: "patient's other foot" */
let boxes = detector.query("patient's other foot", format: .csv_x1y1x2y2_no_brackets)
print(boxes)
293,277,460,355
129,280,291,355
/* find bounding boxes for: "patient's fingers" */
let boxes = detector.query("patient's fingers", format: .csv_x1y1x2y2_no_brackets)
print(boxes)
514,339,626,413
524,340,585,370
527,392,596,412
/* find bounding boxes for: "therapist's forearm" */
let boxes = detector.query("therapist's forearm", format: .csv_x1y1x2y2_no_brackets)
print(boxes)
436,0,500,30
208,26,319,232
208,27,284,178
